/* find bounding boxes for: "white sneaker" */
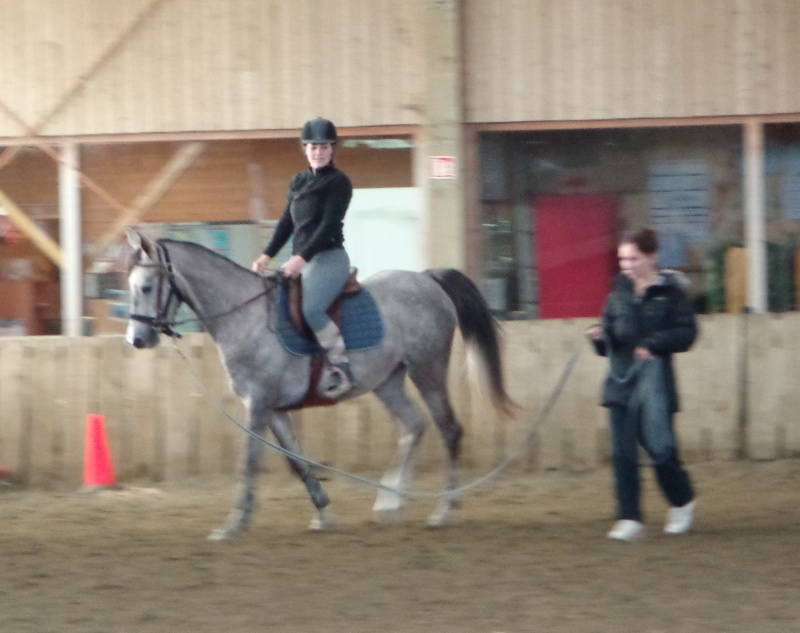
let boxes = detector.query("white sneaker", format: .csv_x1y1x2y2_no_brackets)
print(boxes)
607,519,645,541
664,500,696,535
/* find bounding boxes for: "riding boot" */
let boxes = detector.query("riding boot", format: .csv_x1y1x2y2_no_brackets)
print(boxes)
314,321,354,398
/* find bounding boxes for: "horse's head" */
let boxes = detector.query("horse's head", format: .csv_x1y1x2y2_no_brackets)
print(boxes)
125,229,183,348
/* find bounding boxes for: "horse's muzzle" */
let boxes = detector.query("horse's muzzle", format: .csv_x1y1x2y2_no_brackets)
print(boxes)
126,320,161,349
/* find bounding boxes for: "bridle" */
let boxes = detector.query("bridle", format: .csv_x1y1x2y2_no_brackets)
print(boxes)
128,240,186,339
128,239,280,338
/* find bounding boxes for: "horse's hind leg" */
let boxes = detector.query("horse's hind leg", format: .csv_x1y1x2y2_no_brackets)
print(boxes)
371,366,427,521
409,367,463,527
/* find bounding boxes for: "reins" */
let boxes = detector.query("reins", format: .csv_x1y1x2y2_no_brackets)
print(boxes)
603,331,667,466
132,239,585,500
168,329,585,501
129,240,280,336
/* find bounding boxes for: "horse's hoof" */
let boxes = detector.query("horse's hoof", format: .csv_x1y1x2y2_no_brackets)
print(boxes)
207,509,247,541
372,492,404,518
207,527,234,541
208,522,248,540
426,506,455,528
373,508,402,524
308,508,335,532
426,514,451,528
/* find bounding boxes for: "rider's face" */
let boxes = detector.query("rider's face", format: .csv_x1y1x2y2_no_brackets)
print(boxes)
304,142,333,170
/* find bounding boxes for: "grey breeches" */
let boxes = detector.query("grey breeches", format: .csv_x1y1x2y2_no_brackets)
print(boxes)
301,248,351,332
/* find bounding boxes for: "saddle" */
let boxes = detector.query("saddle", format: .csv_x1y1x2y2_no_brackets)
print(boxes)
277,268,362,412
286,267,362,340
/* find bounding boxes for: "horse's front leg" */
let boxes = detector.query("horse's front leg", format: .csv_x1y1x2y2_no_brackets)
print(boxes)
268,410,334,531
208,402,268,541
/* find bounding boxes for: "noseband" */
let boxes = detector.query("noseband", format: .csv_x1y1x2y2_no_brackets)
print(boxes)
129,241,185,339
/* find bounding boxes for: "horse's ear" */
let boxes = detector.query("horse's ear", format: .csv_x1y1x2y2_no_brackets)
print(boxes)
126,229,157,258
126,228,143,251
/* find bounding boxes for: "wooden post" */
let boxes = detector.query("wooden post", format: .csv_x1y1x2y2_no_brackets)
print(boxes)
59,143,83,336
743,119,767,313
419,0,465,270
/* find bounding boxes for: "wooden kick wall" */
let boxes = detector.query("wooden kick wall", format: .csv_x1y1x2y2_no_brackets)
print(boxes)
1,314,798,489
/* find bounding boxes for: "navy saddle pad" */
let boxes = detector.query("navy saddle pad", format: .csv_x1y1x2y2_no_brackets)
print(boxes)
276,285,384,356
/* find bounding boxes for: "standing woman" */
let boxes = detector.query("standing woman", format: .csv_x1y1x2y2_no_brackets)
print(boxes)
587,228,697,542
252,117,354,398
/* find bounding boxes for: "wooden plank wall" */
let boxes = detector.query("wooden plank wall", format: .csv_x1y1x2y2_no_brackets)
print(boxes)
78,139,413,242
0,0,426,138
1,314,795,489
463,0,800,123
3,1,800,139
0,138,413,245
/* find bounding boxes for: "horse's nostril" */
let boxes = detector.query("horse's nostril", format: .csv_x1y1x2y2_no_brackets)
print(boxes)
133,338,145,349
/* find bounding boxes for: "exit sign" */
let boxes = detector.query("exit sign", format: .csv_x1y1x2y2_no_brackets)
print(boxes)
430,155,457,179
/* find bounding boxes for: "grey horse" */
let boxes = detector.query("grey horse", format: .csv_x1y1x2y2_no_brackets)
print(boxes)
125,230,514,539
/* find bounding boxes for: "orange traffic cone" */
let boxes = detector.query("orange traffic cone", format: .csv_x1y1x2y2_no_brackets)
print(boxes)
0,463,11,485
82,414,118,490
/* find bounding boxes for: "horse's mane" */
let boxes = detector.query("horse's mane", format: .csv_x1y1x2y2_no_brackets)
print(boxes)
156,238,257,276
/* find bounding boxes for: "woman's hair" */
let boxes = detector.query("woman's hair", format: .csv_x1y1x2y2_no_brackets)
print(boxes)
619,227,658,254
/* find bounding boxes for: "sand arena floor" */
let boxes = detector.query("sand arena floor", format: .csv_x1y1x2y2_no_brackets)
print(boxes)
1,459,799,633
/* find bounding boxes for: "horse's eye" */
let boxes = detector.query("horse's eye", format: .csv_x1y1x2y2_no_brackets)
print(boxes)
141,285,153,294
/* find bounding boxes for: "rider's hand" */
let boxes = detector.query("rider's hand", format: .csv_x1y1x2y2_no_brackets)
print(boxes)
251,254,271,273
281,255,308,278
634,346,654,360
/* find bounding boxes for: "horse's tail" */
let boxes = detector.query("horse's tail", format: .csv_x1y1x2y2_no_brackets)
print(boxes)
425,268,518,418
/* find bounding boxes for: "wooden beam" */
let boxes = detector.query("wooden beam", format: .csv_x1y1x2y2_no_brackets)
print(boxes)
469,113,800,132
89,142,206,262
0,188,62,267
0,125,420,147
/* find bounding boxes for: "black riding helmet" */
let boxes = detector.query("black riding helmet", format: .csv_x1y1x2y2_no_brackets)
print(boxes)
301,117,337,144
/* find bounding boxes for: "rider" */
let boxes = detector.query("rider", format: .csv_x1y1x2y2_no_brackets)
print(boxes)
252,117,354,398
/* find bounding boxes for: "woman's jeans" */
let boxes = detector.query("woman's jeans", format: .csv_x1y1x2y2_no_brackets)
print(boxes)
609,404,694,521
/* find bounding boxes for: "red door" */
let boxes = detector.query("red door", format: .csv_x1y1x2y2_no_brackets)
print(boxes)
534,194,618,319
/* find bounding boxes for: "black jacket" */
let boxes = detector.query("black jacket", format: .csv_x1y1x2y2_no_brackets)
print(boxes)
592,271,698,412
264,162,352,261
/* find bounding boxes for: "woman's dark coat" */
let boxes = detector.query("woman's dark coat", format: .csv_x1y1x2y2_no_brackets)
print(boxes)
264,162,352,261
592,271,698,412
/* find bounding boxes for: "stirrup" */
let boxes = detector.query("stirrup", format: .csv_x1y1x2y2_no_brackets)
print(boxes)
320,362,354,398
